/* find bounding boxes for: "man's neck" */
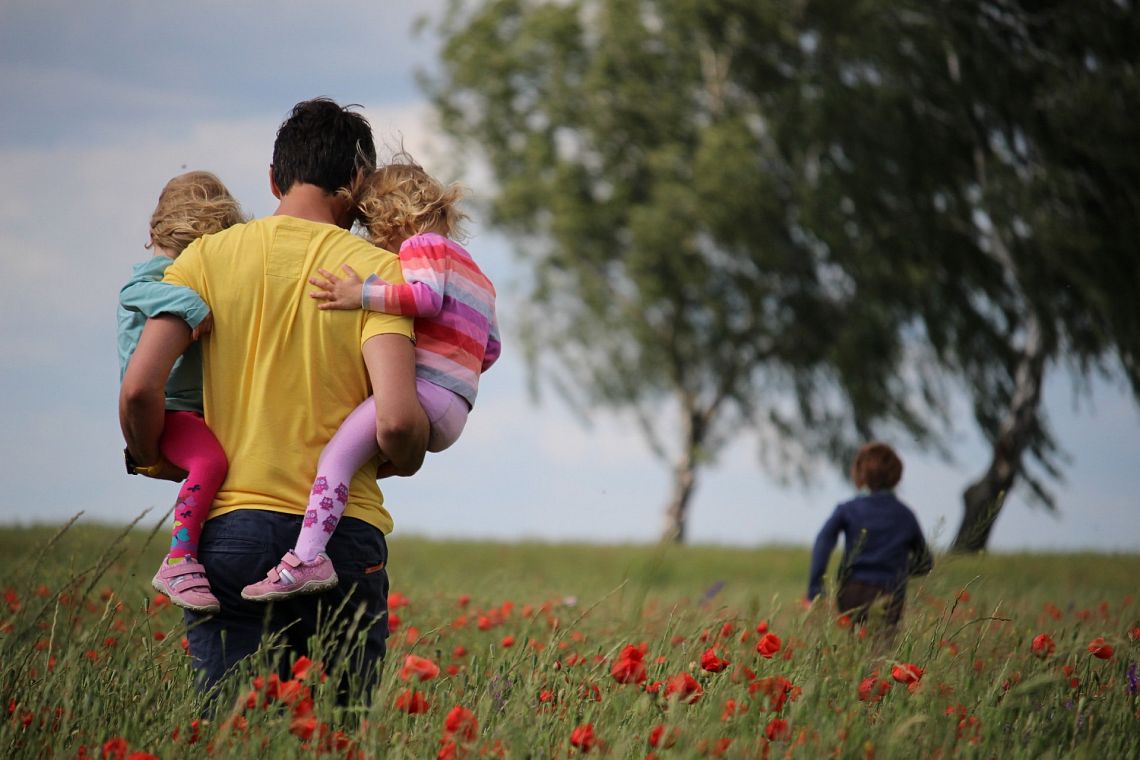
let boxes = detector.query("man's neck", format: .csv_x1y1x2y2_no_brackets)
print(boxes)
273,183,350,228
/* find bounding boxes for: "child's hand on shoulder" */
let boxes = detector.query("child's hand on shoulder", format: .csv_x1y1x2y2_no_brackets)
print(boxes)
310,265,364,310
190,313,214,341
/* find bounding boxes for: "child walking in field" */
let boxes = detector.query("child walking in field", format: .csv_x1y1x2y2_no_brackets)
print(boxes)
241,156,501,601
806,442,933,632
118,171,244,613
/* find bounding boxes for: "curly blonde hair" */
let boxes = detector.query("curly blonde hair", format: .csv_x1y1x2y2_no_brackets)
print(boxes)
148,171,245,255
349,154,467,251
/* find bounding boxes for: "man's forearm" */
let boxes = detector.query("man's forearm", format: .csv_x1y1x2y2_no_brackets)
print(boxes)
119,315,192,466
120,385,166,464
377,415,428,475
362,332,429,476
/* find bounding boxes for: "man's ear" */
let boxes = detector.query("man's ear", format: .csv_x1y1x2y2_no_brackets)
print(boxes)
269,165,282,199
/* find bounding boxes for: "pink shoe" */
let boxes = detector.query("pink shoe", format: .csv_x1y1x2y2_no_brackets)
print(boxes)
152,557,220,614
241,551,338,602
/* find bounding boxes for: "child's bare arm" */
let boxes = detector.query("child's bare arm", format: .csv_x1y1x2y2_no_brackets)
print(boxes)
309,265,364,310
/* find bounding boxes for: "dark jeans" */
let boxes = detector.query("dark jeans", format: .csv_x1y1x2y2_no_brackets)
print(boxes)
184,510,389,703
837,578,905,628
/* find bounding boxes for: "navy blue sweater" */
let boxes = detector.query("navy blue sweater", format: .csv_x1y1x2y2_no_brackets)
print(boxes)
807,491,932,600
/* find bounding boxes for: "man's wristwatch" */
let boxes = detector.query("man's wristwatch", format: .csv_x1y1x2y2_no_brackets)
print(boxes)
124,448,163,477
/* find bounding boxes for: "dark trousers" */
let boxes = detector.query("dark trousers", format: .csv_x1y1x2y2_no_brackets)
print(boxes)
184,510,390,704
837,578,905,628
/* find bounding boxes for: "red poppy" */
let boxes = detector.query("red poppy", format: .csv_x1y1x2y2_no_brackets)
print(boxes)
292,655,324,681
721,698,738,721
579,682,602,702
891,663,924,684
275,678,310,707
611,644,648,684
663,672,703,704
751,675,798,712
702,737,732,756
1087,636,1114,659
700,647,730,673
443,705,478,743
101,738,129,760
857,676,891,703
765,718,791,741
1031,634,1055,658
289,714,318,741
569,723,596,753
756,633,782,659
394,689,430,714
500,635,515,648
648,724,680,749
400,654,441,682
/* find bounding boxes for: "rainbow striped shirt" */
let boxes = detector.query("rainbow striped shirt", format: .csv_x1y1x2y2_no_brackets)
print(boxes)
362,233,500,407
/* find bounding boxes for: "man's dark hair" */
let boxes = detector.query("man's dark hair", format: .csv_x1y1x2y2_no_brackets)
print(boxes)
272,98,377,195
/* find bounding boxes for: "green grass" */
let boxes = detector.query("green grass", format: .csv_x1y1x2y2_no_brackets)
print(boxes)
1,519,1137,758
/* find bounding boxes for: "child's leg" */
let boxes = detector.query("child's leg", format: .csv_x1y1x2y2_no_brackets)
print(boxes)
417,379,470,453
159,411,228,561
293,397,380,562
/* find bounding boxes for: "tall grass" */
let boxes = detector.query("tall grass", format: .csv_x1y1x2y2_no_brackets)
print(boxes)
1,518,1136,758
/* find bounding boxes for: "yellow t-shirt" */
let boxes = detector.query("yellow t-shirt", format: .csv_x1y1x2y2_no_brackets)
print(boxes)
164,215,412,533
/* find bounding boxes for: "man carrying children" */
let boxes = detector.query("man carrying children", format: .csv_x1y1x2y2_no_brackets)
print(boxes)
120,98,428,699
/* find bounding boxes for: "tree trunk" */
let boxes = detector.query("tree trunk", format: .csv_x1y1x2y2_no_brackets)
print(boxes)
660,448,699,543
951,315,1046,553
660,404,704,544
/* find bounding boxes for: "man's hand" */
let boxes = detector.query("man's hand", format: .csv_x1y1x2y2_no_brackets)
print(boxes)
309,265,365,310
190,312,214,341
135,454,188,482
376,459,421,479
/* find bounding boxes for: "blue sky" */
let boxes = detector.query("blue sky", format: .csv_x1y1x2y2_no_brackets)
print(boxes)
1,0,1138,553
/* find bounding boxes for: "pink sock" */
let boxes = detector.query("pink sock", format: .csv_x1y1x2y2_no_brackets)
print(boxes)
159,411,228,560
294,398,379,562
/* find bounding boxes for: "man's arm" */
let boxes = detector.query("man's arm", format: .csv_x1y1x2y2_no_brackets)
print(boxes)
119,314,192,479
362,333,428,477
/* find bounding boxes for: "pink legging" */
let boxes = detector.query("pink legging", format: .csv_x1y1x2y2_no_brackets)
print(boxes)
293,381,468,561
159,410,228,559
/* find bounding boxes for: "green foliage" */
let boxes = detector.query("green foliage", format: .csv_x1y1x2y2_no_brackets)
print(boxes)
424,0,1140,539
2,522,1139,758
428,0,930,484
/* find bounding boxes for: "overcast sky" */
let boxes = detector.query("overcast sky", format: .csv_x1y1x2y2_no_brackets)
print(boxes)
1,0,1137,553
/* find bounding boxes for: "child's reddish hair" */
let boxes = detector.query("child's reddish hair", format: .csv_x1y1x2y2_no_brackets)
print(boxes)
851,442,903,492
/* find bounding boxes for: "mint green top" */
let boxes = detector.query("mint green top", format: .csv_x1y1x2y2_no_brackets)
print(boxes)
116,255,211,413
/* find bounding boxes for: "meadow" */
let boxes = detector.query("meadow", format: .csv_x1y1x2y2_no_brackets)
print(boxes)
1,516,1137,759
